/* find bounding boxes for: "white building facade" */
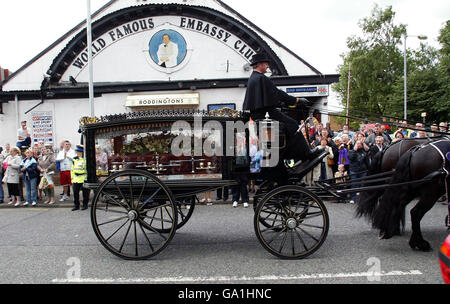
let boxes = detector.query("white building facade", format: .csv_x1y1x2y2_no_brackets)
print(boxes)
0,0,339,148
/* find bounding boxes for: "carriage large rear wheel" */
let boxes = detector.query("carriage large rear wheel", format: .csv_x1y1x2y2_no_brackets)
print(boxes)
254,185,329,259
91,170,177,260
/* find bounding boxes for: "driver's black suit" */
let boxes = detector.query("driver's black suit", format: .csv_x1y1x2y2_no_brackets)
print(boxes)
243,70,317,162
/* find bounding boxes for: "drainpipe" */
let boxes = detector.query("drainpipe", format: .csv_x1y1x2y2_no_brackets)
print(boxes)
15,94,19,129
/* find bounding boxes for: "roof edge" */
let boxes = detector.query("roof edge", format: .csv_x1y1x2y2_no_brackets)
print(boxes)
0,0,117,88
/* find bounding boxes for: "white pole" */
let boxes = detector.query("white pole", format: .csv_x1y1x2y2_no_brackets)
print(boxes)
403,34,407,121
87,0,94,117
346,62,351,126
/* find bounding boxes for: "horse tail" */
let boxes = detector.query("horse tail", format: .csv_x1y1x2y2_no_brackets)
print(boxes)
369,150,383,175
355,151,384,219
372,149,414,239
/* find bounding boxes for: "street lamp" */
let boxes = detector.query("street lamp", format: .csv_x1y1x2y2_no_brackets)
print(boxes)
403,34,428,121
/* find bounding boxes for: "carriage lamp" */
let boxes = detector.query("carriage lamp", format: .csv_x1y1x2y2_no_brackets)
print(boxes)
439,235,450,284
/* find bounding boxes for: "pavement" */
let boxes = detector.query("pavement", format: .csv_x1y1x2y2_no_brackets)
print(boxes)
0,184,240,209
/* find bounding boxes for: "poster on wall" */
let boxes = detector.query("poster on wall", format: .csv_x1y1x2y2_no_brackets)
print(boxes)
31,111,54,146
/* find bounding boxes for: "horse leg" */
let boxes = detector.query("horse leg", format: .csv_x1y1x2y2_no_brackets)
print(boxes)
408,190,440,252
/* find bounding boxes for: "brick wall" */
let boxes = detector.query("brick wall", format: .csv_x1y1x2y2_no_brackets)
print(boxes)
0,66,10,82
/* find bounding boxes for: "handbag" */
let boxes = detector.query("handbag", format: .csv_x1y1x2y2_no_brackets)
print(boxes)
327,157,335,166
39,175,49,190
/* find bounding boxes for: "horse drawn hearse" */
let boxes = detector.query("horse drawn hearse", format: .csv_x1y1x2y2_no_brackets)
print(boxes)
80,108,331,260
79,108,450,260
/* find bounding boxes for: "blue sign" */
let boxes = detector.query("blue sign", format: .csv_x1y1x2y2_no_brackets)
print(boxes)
286,87,318,93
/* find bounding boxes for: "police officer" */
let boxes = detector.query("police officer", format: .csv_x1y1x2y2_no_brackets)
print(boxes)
71,145,90,211
243,53,321,163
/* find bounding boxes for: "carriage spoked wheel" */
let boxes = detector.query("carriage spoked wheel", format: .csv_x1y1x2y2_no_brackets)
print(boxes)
253,180,284,232
254,185,329,259
91,169,177,260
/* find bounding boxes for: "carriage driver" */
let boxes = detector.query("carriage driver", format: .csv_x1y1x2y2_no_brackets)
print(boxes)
243,53,322,163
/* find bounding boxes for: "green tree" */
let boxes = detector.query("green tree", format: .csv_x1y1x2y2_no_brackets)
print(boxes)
333,5,406,125
390,44,446,123
435,21,450,122
333,5,449,126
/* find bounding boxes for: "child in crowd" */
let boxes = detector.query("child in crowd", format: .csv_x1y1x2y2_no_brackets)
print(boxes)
334,164,348,184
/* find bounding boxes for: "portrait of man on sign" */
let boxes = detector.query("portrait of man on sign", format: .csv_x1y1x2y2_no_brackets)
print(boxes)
157,34,179,68
149,30,187,70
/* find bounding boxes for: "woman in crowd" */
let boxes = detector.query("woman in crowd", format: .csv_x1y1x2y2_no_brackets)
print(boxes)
32,145,43,200
312,138,334,181
20,149,39,206
37,146,56,204
3,147,22,206
200,191,213,205
393,130,405,142
95,146,108,173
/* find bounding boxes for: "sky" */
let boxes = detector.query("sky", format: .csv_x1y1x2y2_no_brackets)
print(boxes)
0,0,448,75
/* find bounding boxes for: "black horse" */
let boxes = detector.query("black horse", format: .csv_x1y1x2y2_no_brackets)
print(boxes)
359,139,449,251
356,136,447,222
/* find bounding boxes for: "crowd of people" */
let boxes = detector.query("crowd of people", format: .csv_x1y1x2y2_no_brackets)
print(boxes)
0,131,90,211
300,120,449,204
2,118,448,209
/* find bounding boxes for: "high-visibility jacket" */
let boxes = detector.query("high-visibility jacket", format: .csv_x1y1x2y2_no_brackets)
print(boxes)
71,157,87,184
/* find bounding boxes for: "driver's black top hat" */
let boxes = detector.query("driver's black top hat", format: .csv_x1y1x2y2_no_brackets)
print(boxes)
250,53,271,66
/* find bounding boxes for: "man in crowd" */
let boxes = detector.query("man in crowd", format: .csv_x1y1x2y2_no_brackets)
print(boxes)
410,123,425,138
312,123,324,143
380,125,392,144
338,124,355,140
399,121,412,138
439,122,448,134
348,139,370,204
16,121,31,149
365,123,390,146
56,140,76,202
369,136,386,160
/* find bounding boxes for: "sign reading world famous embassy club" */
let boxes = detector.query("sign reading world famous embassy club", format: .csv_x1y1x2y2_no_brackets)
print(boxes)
70,16,256,72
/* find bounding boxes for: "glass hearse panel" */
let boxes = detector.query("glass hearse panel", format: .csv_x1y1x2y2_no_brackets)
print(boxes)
93,121,223,182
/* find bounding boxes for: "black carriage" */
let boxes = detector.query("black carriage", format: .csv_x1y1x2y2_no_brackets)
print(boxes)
80,109,331,260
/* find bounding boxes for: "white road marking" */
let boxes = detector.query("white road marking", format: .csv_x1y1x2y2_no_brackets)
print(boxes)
52,270,422,283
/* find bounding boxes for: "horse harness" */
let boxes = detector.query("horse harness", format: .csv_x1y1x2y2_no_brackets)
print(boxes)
428,139,450,228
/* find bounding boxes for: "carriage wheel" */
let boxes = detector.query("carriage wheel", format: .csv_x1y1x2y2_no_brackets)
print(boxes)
253,180,284,231
254,185,329,259
91,170,177,260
